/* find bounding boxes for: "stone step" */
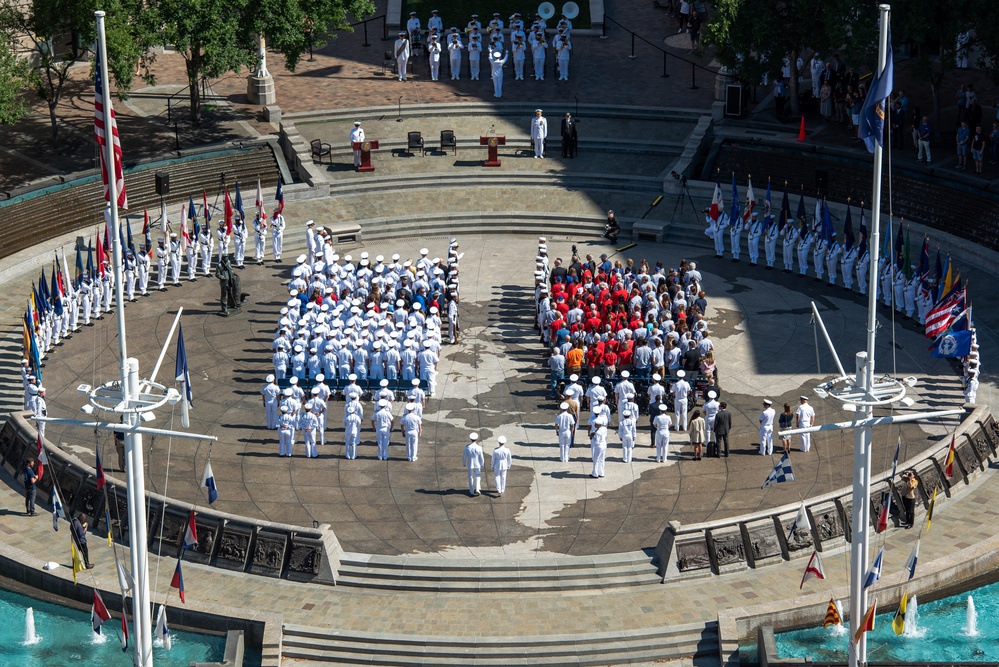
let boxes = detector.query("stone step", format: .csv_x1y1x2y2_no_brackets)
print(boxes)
332,172,665,196
334,571,662,593
281,622,719,666
339,550,655,571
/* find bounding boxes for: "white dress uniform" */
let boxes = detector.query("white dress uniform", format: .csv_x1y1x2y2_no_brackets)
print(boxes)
168,235,182,284
253,214,267,263
215,224,230,263
671,375,690,431
764,220,779,267
137,248,150,295
841,244,857,289
468,40,482,80
825,239,842,285
491,437,512,494
447,32,463,79
277,407,296,457
512,39,526,79
529,30,546,80
797,229,813,275
343,397,363,459
198,229,213,275
813,238,828,281
395,34,411,81
261,377,280,429
530,111,547,158
759,403,776,455
490,50,508,97
462,436,485,495
372,402,394,460
856,246,870,294
589,413,608,477
782,222,797,271
232,220,247,267
618,411,637,463
795,399,816,452
400,406,422,461
729,216,744,260
554,33,571,80
417,345,439,396
300,405,320,458
554,406,575,462
747,215,763,265
428,37,442,80
653,408,672,462
271,213,285,261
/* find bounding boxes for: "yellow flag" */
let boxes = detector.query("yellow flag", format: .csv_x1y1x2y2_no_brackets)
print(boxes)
71,540,84,585
892,590,908,635
925,486,937,532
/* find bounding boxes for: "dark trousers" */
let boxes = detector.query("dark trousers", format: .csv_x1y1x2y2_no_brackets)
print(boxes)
550,371,564,399
25,486,35,514
706,439,718,457
715,433,729,457
901,496,915,527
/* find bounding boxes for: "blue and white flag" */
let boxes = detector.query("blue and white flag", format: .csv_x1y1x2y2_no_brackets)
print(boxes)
155,604,172,650
201,459,218,505
175,323,193,427
904,539,919,580
860,31,894,153
863,546,885,589
234,181,245,221
787,502,811,540
929,328,973,359
762,452,794,488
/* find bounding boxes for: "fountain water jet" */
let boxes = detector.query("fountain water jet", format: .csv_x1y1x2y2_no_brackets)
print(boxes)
965,595,979,636
23,608,40,645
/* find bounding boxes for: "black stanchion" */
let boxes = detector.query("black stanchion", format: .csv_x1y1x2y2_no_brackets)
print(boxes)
661,51,668,78
629,32,636,59
382,15,388,41
362,19,370,47
690,62,697,89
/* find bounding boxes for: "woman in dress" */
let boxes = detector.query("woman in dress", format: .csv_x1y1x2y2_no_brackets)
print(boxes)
689,409,706,461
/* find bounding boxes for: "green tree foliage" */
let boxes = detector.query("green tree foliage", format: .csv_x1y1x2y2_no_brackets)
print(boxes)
703,0,876,115
154,0,375,124
0,35,37,125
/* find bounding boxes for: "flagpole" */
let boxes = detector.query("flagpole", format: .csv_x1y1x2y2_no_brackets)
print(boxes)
851,6,891,666
95,11,154,666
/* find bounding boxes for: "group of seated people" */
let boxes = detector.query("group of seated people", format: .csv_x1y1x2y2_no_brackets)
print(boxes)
269,227,462,404
534,237,720,416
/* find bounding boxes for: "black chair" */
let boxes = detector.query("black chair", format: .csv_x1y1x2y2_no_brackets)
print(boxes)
383,50,396,74
310,139,332,164
440,129,457,156
406,131,424,156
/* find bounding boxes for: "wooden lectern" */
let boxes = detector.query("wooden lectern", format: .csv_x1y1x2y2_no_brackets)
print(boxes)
479,135,505,167
352,140,379,172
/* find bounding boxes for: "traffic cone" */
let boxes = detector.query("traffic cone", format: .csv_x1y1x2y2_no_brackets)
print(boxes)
796,116,807,142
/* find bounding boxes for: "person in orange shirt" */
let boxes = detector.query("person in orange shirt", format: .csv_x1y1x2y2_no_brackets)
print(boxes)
565,343,584,377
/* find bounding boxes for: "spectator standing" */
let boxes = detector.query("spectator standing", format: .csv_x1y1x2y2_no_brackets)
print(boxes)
713,401,731,457
917,116,932,164
689,409,706,461
778,402,794,455
22,458,37,516
956,121,970,170
72,513,94,569
971,125,986,176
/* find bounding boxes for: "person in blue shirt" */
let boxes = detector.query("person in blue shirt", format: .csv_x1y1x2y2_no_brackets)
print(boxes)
917,117,932,163
22,458,37,516
956,120,970,170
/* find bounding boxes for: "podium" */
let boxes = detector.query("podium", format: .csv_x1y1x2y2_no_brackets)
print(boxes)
479,135,505,167
352,140,379,172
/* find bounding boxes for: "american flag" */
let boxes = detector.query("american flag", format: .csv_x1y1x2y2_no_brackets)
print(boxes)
94,57,127,209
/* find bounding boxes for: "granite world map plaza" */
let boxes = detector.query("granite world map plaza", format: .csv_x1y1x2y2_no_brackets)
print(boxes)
0,3,998,666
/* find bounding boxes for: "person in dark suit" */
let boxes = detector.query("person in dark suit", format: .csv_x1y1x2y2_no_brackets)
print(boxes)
561,112,578,158
713,401,732,457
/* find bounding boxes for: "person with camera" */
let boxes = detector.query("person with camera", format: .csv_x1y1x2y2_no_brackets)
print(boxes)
900,469,918,529
604,210,620,244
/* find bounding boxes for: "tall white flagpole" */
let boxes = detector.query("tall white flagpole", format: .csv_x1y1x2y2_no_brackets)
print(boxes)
94,11,154,665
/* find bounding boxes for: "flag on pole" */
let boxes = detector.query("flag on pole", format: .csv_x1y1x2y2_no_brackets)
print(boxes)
844,205,855,250
274,178,284,216
779,188,791,229
813,197,822,232
115,551,134,595
854,598,878,645
94,55,127,209
104,508,113,547
182,510,198,550
51,486,64,531
763,180,773,230
155,604,172,650
892,590,908,636
787,502,811,541
36,431,47,477
175,323,192,427
761,452,794,488
925,285,966,338
888,435,901,481
234,181,245,222
860,32,894,153
743,177,756,224
201,459,218,504
203,190,211,225
944,435,957,478
188,194,198,221
942,257,955,296
919,236,930,279
904,539,920,580
858,208,868,257
876,491,891,533
95,447,107,490
863,546,884,589
170,559,186,603
91,590,112,634
730,175,741,226
142,210,152,254
224,187,233,235
903,228,912,279
929,328,973,359
72,539,85,584
926,486,937,531
800,550,825,589
795,193,806,226
120,606,129,652
823,598,842,628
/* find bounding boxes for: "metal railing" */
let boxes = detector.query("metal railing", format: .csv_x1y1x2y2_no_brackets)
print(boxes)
346,14,388,46
601,15,717,89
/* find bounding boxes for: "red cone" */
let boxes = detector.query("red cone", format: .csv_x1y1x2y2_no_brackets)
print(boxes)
797,116,807,142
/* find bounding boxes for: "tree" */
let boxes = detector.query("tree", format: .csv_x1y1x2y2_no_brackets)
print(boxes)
0,35,37,125
154,0,375,124
703,0,877,115
0,0,154,146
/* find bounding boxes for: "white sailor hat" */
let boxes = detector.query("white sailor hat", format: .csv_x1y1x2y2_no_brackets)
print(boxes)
380,379,389,387
497,435,507,444
315,373,325,382
266,374,275,382
378,399,388,407
348,373,358,381
281,405,289,412
412,378,421,386
707,390,717,399
652,373,662,381
569,374,579,382
311,386,320,395
420,247,429,255
296,254,307,263
676,370,686,378
406,403,416,411
763,398,773,405
622,410,631,417
560,402,569,410
289,376,299,385
283,387,293,396
591,377,601,385
469,432,479,440
620,370,630,379
800,395,809,400
659,404,668,411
